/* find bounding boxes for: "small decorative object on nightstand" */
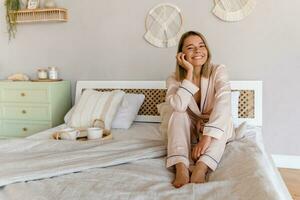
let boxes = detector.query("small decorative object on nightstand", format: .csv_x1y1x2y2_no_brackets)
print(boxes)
27,0,39,9
48,66,58,80
7,73,30,81
37,68,48,79
0,81,71,138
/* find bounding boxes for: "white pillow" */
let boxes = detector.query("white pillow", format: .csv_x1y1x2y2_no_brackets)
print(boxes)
231,91,240,126
157,91,240,138
111,94,145,129
67,89,125,130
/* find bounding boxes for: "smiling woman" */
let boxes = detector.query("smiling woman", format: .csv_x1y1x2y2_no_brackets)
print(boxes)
166,31,234,188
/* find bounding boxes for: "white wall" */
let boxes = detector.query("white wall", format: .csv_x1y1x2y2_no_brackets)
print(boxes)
0,0,299,156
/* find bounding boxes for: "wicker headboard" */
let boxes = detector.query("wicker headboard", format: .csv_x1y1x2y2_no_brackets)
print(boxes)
75,81,262,126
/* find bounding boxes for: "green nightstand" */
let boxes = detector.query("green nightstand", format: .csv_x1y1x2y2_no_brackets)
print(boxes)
0,81,71,138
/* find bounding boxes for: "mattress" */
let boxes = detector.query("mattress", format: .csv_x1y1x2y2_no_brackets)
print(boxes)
0,122,292,200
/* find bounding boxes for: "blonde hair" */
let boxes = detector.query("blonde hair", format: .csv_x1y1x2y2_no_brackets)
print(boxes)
175,31,212,81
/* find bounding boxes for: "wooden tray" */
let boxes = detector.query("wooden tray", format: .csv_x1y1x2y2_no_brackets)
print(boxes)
31,79,63,82
52,130,112,141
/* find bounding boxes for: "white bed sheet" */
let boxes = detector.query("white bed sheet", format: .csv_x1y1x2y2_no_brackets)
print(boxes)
0,123,292,200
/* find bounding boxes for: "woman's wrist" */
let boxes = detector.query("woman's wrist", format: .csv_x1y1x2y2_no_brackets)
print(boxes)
186,70,193,81
202,135,211,140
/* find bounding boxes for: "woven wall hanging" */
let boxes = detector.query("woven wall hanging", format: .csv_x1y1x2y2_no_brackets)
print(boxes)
212,0,256,22
144,3,183,48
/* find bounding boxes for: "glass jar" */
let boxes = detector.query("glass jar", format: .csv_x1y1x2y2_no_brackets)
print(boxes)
48,67,58,80
37,68,48,79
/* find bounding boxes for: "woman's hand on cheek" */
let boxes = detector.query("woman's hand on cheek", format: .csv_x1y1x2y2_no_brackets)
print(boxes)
176,53,193,72
192,135,212,161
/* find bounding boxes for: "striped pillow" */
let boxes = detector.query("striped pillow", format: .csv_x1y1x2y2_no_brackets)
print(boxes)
67,89,125,130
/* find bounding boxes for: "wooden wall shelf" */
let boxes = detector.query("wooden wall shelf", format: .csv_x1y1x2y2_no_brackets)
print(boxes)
9,8,68,23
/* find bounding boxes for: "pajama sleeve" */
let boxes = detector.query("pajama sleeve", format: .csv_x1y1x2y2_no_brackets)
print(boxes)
166,74,199,112
203,65,232,140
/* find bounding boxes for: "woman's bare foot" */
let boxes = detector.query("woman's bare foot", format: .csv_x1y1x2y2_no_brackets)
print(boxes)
190,161,208,183
172,162,189,188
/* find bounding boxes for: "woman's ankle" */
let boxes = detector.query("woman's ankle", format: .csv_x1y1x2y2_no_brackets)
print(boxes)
195,161,208,172
176,162,188,171
190,161,208,183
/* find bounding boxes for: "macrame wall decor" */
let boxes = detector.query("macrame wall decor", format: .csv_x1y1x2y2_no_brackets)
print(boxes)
144,3,183,48
212,0,256,22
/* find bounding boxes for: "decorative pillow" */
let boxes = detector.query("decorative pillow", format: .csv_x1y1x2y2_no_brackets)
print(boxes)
111,94,145,129
64,107,74,123
157,91,240,138
67,89,125,130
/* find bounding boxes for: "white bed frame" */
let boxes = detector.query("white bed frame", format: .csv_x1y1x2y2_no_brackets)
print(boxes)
75,80,300,169
75,80,262,126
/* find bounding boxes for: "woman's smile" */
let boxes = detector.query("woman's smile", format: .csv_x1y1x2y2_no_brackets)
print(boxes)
192,54,205,60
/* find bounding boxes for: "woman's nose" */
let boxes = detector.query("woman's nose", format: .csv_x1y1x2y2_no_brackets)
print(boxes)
195,47,201,52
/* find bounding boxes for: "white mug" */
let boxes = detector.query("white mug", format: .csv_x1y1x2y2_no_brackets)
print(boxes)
60,128,80,140
87,127,103,140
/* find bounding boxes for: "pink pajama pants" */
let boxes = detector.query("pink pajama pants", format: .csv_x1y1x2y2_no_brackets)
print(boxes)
166,108,232,171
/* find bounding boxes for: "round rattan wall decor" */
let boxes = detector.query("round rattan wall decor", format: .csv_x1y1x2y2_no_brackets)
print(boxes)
212,0,256,22
144,3,183,48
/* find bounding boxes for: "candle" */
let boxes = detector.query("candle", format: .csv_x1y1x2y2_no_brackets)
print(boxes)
37,69,48,79
48,67,58,80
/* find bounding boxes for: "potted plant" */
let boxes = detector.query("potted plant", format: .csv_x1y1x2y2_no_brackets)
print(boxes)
4,0,20,40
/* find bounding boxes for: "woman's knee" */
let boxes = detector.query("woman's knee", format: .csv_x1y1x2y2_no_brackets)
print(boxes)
167,111,191,137
169,111,189,122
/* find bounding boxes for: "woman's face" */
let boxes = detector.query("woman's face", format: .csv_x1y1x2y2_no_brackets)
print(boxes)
181,35,208,67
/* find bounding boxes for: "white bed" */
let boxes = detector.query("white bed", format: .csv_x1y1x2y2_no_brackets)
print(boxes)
0,81,292,200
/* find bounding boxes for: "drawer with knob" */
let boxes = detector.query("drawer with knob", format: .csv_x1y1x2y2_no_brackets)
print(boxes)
0,104,51,120
0,88,49,103
0,120,52,137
